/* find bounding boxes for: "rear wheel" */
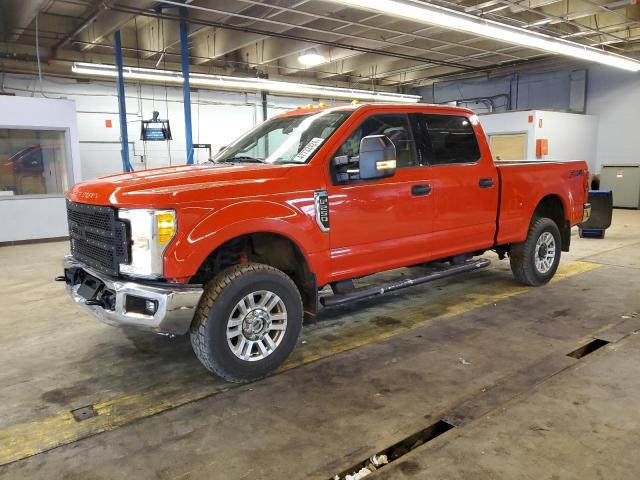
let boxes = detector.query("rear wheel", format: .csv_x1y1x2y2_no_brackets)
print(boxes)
510,217,561,286
190,263,303,383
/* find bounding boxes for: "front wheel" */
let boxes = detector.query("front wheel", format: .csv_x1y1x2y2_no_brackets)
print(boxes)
509,217,561,286
190,263,303,383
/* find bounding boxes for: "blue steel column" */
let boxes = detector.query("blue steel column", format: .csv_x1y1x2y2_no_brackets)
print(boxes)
179,6,194,164
114,30,133,173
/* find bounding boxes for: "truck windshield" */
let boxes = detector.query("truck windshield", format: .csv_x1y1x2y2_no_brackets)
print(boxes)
214,110,351,165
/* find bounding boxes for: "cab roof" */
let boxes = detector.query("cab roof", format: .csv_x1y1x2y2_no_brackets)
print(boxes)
273,102,475,119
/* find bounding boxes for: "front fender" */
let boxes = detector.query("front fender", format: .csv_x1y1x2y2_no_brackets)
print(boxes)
163,197,327,279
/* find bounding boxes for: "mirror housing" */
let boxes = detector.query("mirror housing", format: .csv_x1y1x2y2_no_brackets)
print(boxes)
358,135,397,180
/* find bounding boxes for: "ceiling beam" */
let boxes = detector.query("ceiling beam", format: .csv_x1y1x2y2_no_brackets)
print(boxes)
108,5,473,70
77,0,157,52
1,0,50,43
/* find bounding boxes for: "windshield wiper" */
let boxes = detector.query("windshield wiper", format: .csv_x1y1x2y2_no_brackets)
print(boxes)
217,156,265,163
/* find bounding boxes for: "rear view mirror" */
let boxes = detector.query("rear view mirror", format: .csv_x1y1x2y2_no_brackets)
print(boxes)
358,135,397,180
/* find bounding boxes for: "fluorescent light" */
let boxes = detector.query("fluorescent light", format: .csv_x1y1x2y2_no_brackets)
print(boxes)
71,62,420,102
326,0,640,72
298,48,326,66
72,62,183,83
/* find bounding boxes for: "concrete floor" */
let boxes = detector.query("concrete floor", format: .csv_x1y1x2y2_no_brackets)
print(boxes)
0,209,639,479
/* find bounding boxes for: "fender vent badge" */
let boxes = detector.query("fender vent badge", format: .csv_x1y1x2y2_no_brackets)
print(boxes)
314,190,330,232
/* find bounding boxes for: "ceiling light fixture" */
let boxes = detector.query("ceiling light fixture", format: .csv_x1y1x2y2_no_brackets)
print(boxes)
325,0,640,72
71,62,421,102
298,48,326,66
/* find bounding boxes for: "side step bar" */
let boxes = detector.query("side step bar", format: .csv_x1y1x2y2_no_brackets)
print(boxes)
320,258,491,308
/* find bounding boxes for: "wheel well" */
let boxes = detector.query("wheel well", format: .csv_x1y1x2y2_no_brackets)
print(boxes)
190,233,318,322
533,195,570,251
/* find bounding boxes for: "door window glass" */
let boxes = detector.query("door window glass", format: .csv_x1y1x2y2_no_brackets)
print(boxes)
415,114,481,165
336,114,417,168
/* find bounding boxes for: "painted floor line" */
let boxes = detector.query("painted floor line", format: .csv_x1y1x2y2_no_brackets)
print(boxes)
578,240,640,261
0,260,600,467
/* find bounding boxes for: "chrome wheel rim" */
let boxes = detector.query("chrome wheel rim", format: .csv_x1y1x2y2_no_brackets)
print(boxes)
534,231,556,274
226,290,287,362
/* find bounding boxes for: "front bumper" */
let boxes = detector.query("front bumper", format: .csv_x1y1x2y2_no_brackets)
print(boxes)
583,203,592,222
62,255,203,335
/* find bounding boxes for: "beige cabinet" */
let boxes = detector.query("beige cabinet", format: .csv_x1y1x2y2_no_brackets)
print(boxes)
488,133,527,161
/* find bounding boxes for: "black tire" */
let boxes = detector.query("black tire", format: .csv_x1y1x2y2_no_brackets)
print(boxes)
190,263,303,383
510,217,562,286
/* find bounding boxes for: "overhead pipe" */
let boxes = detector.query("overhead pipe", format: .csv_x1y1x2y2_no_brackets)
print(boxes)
50,0,112,59
6,0,49,43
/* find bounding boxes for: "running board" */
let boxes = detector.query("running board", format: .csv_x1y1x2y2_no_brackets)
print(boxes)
320,258,491,308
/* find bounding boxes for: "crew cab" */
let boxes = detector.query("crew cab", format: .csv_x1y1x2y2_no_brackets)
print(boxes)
60,103,591,382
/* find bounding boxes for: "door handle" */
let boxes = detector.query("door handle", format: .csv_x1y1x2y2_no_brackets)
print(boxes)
412,184,432,196
479,178,494,188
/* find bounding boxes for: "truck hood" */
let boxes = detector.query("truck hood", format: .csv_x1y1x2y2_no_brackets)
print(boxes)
68,162,296,207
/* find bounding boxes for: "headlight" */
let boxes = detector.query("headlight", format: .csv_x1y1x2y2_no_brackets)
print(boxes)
118,209,176,279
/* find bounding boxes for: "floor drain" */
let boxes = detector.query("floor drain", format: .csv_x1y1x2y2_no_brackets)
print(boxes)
330,420,454,480
71,405,98,422
567,338,610,359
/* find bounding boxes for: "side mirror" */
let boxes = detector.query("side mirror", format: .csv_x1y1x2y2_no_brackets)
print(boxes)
358,135,397,180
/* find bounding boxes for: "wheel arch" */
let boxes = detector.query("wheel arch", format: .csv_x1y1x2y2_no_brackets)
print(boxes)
533,194,571,251
189,229,318,323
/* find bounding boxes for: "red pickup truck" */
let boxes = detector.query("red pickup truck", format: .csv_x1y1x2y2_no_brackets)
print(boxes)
61,103,591,382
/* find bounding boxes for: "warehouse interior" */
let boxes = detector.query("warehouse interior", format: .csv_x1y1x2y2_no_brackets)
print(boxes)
1,0,640,478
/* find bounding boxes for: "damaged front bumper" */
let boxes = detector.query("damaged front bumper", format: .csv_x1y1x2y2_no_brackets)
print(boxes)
61,254,203,335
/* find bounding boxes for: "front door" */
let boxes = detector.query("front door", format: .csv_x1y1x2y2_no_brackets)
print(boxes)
325,113,435,281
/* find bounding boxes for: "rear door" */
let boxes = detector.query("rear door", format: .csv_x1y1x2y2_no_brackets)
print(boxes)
412,113,499,259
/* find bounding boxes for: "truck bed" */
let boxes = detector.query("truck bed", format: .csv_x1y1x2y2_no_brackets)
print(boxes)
495,159,588,247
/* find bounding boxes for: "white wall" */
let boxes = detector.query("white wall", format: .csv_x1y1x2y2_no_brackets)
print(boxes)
479,109,598,172
478,111,536,159
0,73,325,181
587,65,640,171
418,62,640,173
533,110,598,171
0,73,338,241
0,95,82,242
0,196,69,241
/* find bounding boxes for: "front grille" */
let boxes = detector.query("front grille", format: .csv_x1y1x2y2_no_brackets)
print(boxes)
67,200,130,276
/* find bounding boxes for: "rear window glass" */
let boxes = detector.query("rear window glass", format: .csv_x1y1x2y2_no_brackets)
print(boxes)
418,114,481,165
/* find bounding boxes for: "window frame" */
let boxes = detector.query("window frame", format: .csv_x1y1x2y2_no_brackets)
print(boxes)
329,112,420,185
411,113,482,167
0,126,72,200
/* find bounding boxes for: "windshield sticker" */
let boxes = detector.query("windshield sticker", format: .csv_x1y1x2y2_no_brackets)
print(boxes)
292,137,324,163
